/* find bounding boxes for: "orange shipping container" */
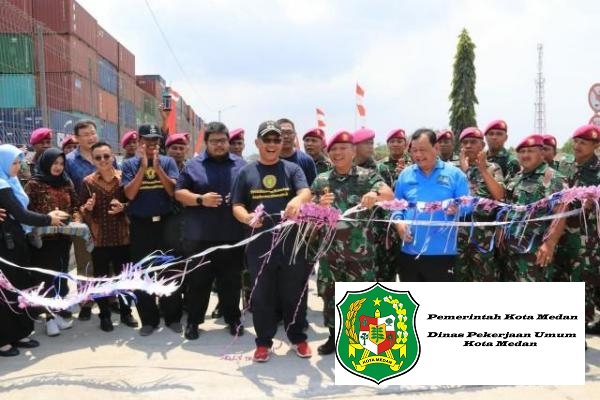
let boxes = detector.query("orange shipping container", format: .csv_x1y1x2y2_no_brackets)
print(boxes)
97,88,118,123
40,72,96,116
38,34,98,82
117,43,135,76
33,0,97,49
2,0,33,33
96,25,118,66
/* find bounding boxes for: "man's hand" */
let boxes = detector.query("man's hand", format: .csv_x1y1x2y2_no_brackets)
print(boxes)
284,197,303,219
202,192,223,207
0,208,6,222
394,221,413,243
475,151,487,171
83,193,96,212
360,191,378,209
159,103,171,121
138,144,148,169
246,213,263,229
319,193,335,207
535,240,556,268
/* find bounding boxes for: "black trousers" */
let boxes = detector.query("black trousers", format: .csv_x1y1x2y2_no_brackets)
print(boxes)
130,216,182,327
183,240,243,327
92,245,133,319
30,236,72,298
397,252,455,282
247,249,312,348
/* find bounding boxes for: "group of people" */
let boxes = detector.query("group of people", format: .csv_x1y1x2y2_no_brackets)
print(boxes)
0,114,598,360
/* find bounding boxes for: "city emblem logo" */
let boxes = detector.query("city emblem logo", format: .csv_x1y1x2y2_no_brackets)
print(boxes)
336,283,420,384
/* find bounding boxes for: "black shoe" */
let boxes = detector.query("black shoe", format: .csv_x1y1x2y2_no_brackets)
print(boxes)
78,306,92,321
58,310,73,319
211,305,222,319
120,314,139,328
0,346,19,357
100,317,114,332
185,324,199,340
12,339,40,349
585,321,600,335
317,336,335,355
109,302,120,314
229,323,244,337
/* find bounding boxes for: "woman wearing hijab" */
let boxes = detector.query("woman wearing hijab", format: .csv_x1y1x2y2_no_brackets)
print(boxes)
24,147,80,337
0,144,64,357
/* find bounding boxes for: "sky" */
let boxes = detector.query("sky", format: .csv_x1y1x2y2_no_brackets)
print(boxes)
79,0,600,152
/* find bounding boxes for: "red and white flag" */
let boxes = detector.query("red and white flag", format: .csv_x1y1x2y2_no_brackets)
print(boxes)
316,108,326,128
356,83,366,117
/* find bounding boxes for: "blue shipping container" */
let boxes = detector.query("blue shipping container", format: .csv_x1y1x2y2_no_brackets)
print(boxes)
0,74,36,108
0,107,42,145
99,120,118,148
98,58,118,94
119,99,135,127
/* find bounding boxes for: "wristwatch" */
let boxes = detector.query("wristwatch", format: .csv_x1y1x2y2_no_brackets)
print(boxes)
196,194,204,205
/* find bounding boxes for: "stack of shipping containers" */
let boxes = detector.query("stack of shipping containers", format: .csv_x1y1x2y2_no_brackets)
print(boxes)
0,0,201,155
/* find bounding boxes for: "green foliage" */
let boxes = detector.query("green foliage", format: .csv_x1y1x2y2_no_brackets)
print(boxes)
449,28,478,149
560,139,573,155
374,143,389,161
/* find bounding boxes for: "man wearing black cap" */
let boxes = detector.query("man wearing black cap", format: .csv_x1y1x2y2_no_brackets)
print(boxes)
231,120,313,362
121,124,181,336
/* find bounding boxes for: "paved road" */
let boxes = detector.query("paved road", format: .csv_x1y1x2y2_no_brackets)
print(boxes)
1,278,599,400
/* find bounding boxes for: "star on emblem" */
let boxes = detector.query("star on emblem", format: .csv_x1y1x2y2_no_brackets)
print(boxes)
373,297,382,306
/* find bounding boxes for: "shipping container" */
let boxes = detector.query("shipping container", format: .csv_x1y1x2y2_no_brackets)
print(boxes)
39,34,97,82
142,93,157,116
119,99,135,127
135,74,165,99
97,88,118,123
0,107,42,144
41,71,96,115
0,34,33,73
32,0,97,48
98,57,117,94
133,86,144,111
118,71,134,102
0,74,36,108
1,0,33,33
49,108,79,136
117,42,135,76
96,25,118,66
98,119,118,147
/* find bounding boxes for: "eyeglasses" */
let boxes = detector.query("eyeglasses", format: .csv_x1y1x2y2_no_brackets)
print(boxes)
93,154,111,161
261,138,282,144
207,138,228,145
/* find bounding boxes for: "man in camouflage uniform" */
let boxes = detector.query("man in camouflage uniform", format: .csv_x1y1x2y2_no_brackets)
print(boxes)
503,134,567,282
303,127,332,174
483,119,521,181
454,127,505,282
311,130,394,355
558,125,600,335
437,129,460,165
542,134,560,170
377,128,412,188
353,127,378,170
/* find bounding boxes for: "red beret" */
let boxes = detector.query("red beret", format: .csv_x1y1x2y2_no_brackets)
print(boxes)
166,132,189,147
572,124,600,142
516,134,544,152
303,127,325,141
30,127,52,145
353,127,375,144
327,130,353,152
483,119,508,135
436,129,453,141
229,128,245,141
61,135,77,148
541,134,557,148
387,128,406,142
120,130,138,147
459,127,484,141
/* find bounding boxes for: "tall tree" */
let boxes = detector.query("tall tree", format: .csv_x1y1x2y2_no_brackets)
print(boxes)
449,28,478,149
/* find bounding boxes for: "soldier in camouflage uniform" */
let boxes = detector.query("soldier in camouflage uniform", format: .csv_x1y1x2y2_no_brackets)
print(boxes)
437,129,460,165
558,125,600,335
376,128,412,188
483,120,521,182
353,127,377,169
503,134,567,282
311,130,394,355
454,127,505,282
542,134,560,170
303,127,332,174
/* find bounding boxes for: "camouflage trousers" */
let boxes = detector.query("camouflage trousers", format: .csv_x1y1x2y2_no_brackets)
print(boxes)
317,257,377,329
455,226,498,282
553,228,579,282
375,213,400,282
505,244,557,282
568,231,600,323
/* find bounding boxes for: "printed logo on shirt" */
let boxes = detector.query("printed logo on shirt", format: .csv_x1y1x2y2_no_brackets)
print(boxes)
141,166,164,190
262,174,277,189
436,175,450,187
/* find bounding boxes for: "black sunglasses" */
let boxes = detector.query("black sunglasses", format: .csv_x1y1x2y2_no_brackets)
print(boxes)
94,154,111,161
261,138,282,144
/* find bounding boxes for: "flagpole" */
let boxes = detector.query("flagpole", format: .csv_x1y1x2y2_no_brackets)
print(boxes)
354,96,357,130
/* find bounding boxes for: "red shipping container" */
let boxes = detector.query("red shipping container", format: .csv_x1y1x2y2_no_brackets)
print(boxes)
33,0,97,49
38,34,98,82
40,71,96,115
97,88,118,123
136,75,165,99
1,0,33,32
118,71,135,102
117,42,135,76
96,25,118,66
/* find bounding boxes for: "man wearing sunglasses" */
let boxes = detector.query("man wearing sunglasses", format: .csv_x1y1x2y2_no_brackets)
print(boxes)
231,120,313,362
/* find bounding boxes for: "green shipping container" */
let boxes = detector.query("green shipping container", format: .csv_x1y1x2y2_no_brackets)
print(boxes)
0,74,36,108
0,34,33,74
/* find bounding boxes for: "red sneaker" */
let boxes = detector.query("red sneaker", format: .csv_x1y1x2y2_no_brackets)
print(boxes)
253,346,271,362
293,341,312,358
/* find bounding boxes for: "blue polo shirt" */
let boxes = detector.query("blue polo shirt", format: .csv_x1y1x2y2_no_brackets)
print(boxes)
121,155,179,218
176,152,246,242
281,150,317,185
393,159,469,256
